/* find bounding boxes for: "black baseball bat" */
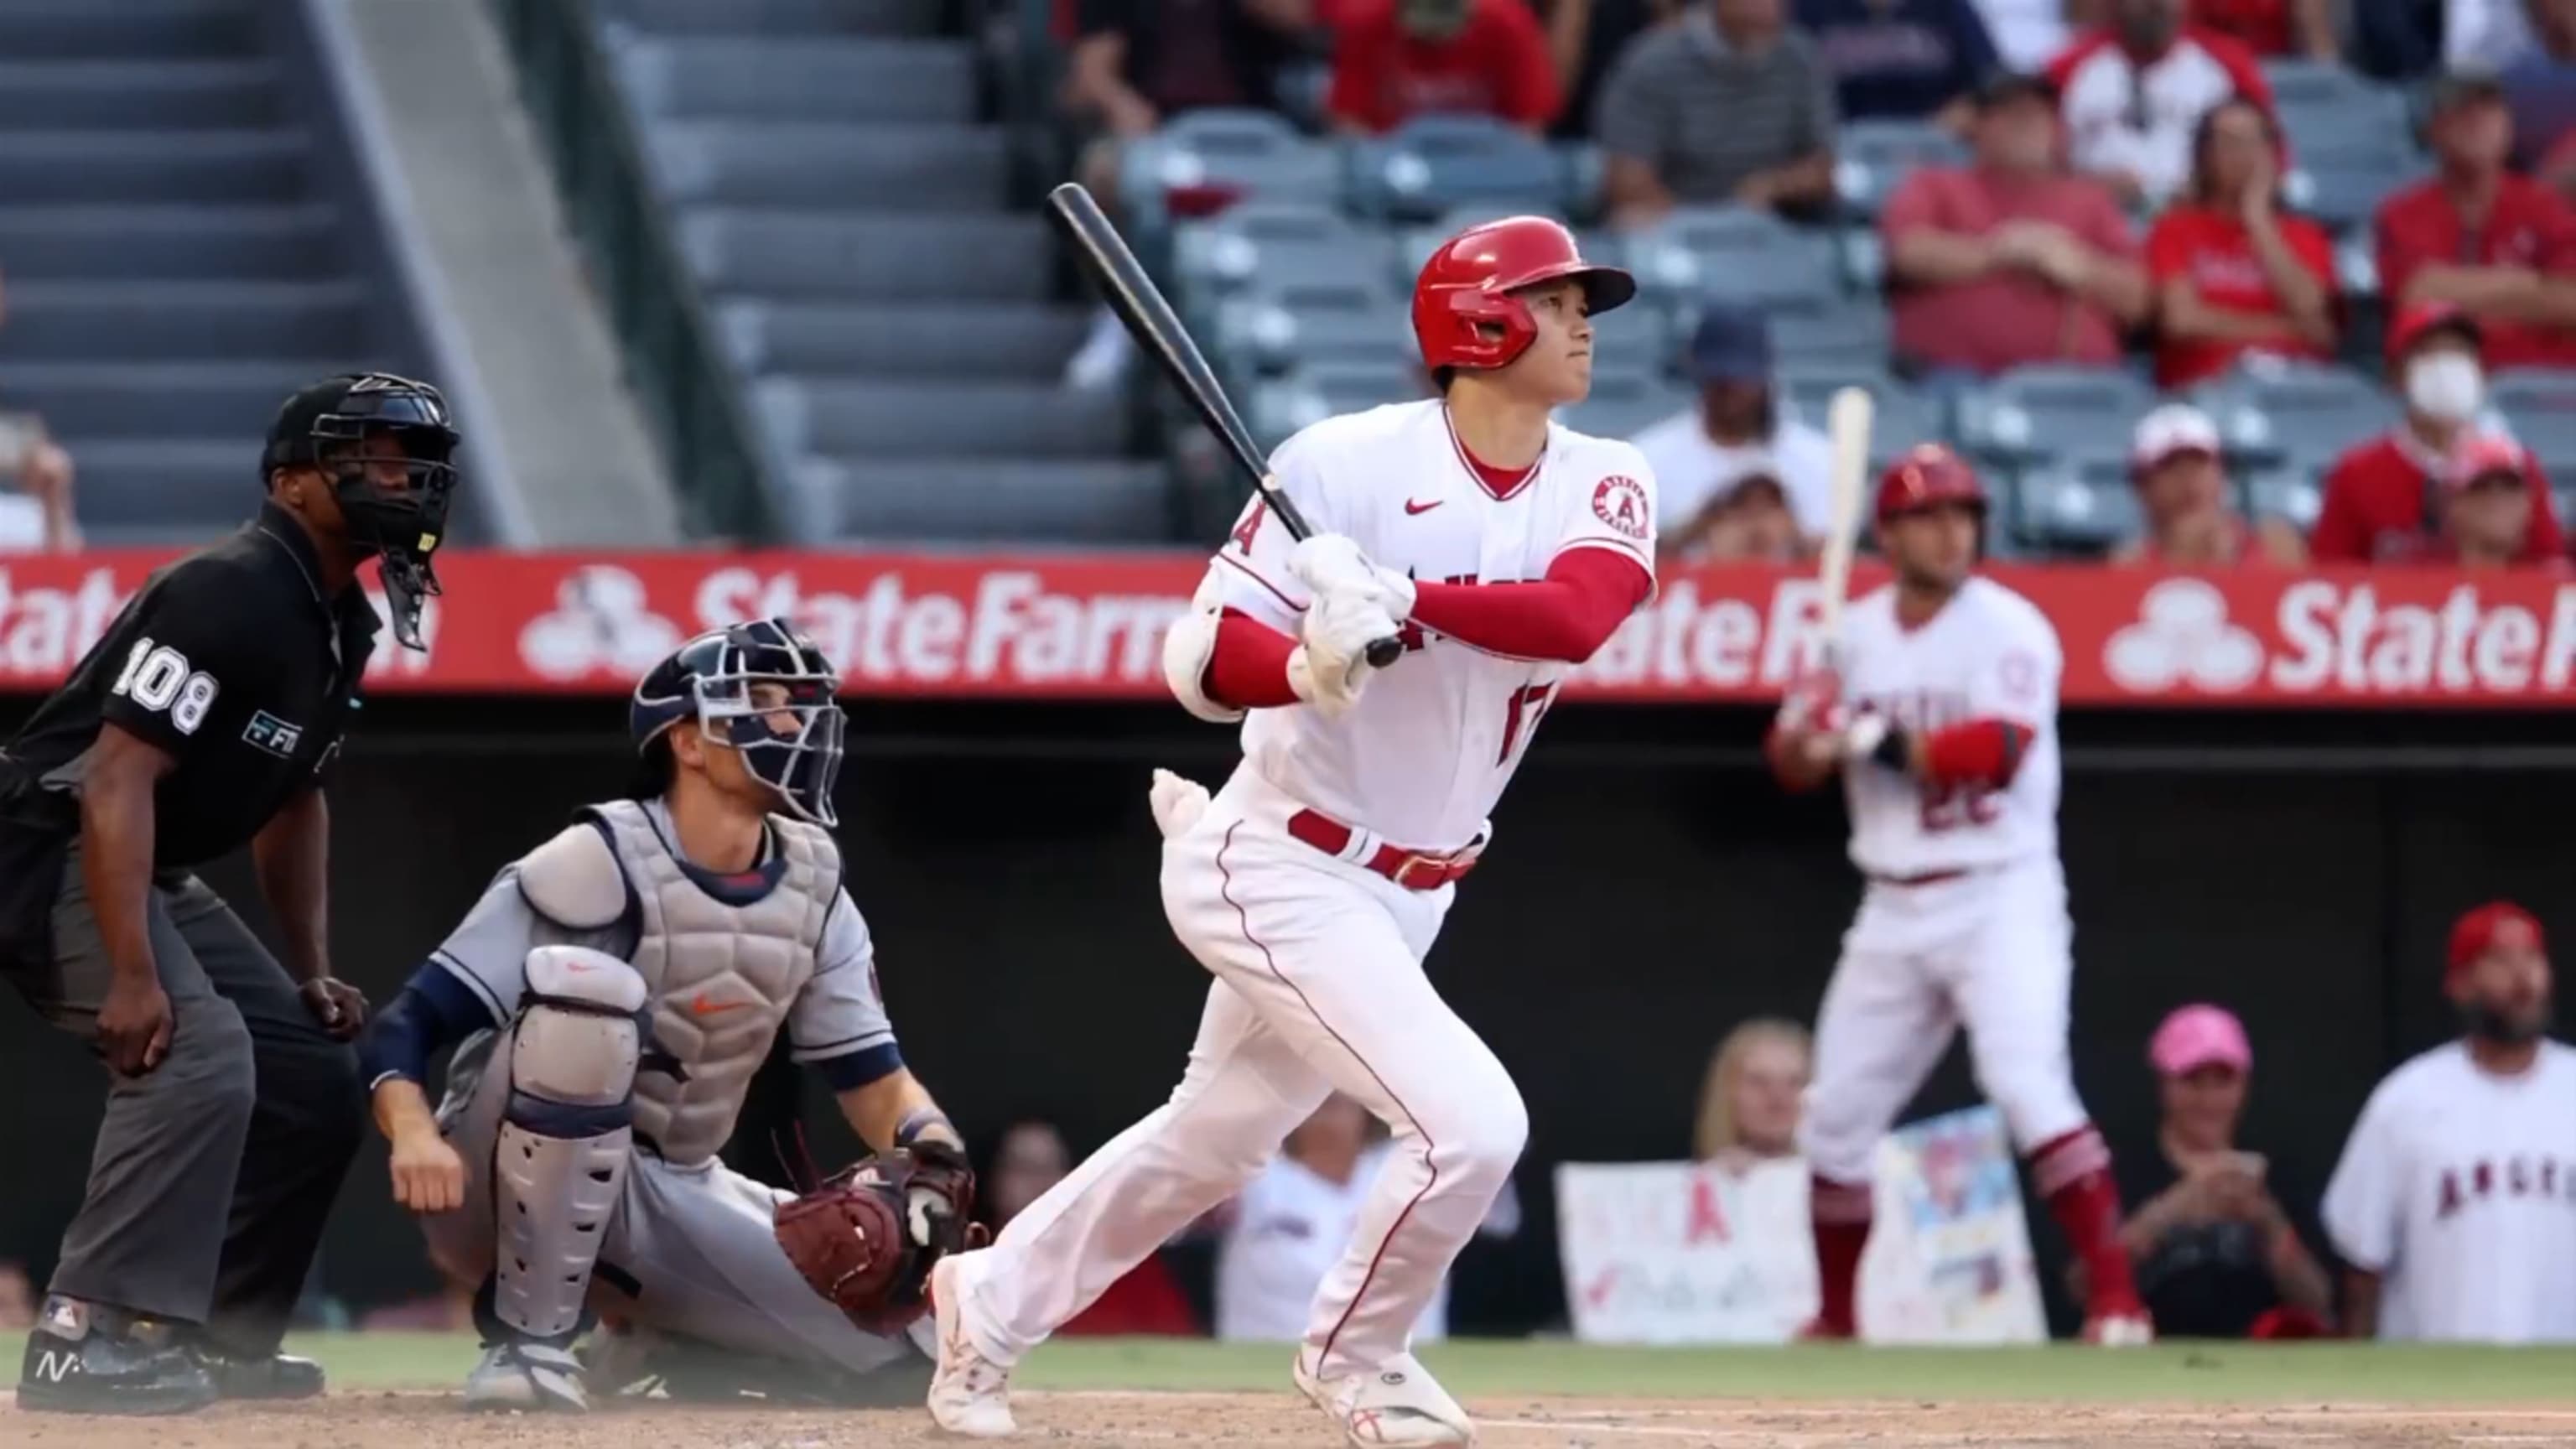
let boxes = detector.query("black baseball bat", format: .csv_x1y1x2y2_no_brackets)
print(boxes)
1044,183,1401,669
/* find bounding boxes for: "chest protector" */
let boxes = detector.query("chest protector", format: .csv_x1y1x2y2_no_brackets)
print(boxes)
579,800,839,1166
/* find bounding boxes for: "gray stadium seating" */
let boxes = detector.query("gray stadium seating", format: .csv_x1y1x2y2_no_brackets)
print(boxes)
788,457,1170,544
1250,362,1428,448
2489,371,2576,461
1119,109,1342,221
2013,456,2144,551
1174,203,1399,304
1561,366,1690,439
2264,61,2417,162
609,33,974,125
681,210,1057,301
648,121,1009,211
1628,206,1841,312
1346,115,1575,222
716,300,1093,382
1214,283,1413,375
2242,465,2326,528
2288,153,2430,231
2194,366,2397,470
1768,300,1895,372
1954,365,2158,468
754,376,1124,460
1774,366,1944,465
1835,119,1967,218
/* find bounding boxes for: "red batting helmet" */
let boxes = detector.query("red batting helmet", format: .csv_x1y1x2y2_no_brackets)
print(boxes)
1412,216,1636,373
1875,444,1987,522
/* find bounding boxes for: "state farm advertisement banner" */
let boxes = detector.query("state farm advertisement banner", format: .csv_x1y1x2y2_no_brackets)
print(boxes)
2,549,2573,706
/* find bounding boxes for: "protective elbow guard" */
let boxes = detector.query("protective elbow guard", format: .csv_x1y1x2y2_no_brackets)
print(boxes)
1161,573,1246,724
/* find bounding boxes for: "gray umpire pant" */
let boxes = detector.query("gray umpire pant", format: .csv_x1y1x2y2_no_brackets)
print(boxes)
2,846,364,1351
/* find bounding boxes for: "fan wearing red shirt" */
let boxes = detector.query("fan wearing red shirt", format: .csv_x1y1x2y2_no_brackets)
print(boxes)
1327,0,1562,134
2146,96,2338,388
2184,0,2337,58
2376,70,2576,374
2311,305,2568,564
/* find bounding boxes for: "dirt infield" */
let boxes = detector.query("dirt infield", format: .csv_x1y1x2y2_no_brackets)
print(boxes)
13,1390,2576,1448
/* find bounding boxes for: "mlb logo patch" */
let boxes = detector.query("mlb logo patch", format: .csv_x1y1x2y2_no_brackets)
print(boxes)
243,710,304,758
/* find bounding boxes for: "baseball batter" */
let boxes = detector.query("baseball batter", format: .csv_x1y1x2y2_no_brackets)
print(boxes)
355,619,977,1411
2322,901,2576,1343
1768,447,2151,1344
927,216,1658,1446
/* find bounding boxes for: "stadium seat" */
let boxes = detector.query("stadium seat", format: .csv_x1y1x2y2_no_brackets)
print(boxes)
1953,365,2157,468
789,457,1170,544
753,376,1124,460
2266,67,2416,163
1773,366,1945,465
1346,114,1574,222
1628,206,1841,312
1249,362,1429,447
1119,109,1342,221
1560,366,1690,439
610,34,974,125
1172,202,1395,305
604,0,941,35
2242,465,2326,529
680,210,1053,301
2194,366,2397,469
1834,119,1967,218
1213,281,1413,375
2012,455,2142,552
2286,153,2429,231
1766,299,1894,372
2488,370,2576,460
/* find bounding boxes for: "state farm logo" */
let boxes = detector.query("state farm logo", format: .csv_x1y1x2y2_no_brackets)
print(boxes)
518,565,683,679
1592,475,1649,542
2104,579,2264,693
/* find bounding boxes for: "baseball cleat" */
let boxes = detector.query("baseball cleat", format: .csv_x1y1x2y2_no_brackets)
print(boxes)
465,1338,590,1412
2082,1311,2156,1347
927,1253,1016,1437
15,1298,216,1416
1294,1347,1475,1447
193,1343,327,1400
1793,1317,1857,1343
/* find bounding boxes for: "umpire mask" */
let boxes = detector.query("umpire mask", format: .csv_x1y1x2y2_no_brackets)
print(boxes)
632,618,849,827
263,373,460,651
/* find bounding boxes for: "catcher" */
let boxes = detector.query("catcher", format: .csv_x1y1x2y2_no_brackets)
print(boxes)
354,618,977,1411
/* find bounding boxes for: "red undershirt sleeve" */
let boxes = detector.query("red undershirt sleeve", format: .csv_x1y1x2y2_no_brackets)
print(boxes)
1919,718,2035,789
1406,548,1651,663
1203,608,1301,709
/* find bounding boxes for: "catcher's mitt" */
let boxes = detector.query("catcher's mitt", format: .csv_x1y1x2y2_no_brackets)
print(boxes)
773,1145,984,1333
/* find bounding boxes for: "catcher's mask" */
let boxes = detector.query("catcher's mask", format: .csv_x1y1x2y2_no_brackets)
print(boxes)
262,372,460,650
631,618,846,827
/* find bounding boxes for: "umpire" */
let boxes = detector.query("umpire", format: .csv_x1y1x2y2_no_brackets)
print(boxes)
0,373,460,1415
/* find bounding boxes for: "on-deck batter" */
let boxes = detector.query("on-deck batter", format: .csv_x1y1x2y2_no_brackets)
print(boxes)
927,216,1659,1446
1768,446,2152,1345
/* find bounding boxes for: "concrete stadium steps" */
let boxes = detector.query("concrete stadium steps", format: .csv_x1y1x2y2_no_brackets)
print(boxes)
757,378,1126,458
3,282,366,360
719,302,1093,381
611,36,977,126
0,60,284,128
683,210,1055,302
651,122,1010,210
792,458,1171,543
0,0,386,543
0,205,342,281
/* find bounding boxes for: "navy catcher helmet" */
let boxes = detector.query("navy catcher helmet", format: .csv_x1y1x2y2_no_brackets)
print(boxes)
631,618,846,826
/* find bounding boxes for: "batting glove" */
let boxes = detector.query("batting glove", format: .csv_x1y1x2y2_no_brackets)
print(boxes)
1288,534,1416,618
1291,589,1400,719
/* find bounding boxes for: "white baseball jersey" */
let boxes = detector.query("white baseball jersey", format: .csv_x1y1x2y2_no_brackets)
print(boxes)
1836,577,2062,878
2320,1040,2576,1343
1218,1145,1452,1343
1209,400,1658,851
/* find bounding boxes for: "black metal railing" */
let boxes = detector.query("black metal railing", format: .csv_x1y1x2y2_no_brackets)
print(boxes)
489,0,783,543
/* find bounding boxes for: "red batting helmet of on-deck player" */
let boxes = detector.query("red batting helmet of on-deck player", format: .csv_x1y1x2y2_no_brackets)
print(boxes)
1412,216,1637,373
1874,443,1987,523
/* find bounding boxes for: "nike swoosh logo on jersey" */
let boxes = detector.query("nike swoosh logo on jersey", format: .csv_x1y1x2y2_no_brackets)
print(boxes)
688,993,749,1015
1405,499,1444,515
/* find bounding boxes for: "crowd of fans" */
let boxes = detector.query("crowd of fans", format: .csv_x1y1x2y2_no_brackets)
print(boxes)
0,267,81,554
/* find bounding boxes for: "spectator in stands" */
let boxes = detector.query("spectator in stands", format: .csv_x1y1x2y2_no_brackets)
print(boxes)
1633,304,1832,552
0,270,79,553
1542,0,1675,141
1060,0,1314,388
1596,0,1841,224
1670,466,1813,559
2145,96,2339,387
1693,1018,1810,1171
1327,0,1563,132
2351,0,2440,79
2323,901,2576,1344
1976,0,2073,73
2377,69,2576,373
2048,0,2274,205
1883,72,2151,377
2438,433,2564,569
2502,0,2576,172
2111,1005,2335,1339
2186,0,2340,58
986,1118,1202,1336
2114,402,2306,563
2313,305,2568,561
1797,0,2002,124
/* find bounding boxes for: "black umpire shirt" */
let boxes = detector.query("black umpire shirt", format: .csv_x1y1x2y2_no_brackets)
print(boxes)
0,503,378,956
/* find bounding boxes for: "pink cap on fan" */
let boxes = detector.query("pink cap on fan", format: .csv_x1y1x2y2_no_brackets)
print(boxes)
2148,1003,2252,1076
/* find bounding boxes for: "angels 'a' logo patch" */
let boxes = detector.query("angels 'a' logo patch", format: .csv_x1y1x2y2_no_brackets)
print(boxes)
1592,475,1649,541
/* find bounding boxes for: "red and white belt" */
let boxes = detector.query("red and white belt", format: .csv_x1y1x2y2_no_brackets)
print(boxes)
1286,810,1478,891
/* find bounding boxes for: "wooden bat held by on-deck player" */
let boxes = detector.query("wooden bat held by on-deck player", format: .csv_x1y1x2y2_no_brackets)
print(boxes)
1043,182,1402,668
1813,387,1875,659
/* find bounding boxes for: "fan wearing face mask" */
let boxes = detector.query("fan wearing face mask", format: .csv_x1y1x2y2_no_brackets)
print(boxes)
2309,303,2568,564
